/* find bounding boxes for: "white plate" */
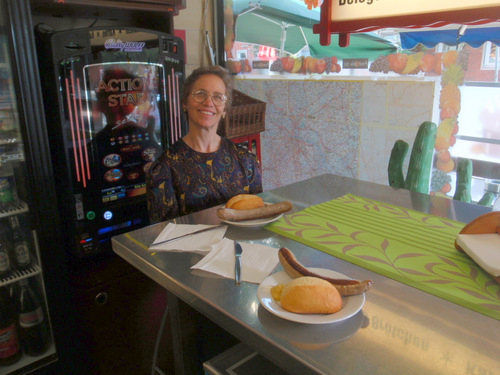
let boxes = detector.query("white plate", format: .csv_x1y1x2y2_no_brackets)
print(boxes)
258,306,364,349
257,268,365,324
219,202,283,228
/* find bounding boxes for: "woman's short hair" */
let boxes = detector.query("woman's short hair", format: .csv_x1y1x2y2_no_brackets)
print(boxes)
181,65,234,109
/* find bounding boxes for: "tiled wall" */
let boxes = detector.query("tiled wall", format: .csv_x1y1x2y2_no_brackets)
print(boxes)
235,79,436,191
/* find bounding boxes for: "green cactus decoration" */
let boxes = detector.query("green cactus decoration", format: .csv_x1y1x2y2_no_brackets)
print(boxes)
388,121,437,194
478,192,495,206
453,158,495,206
453,158,472,203
389,133,495,205
388,140,409,188
405,122,437,193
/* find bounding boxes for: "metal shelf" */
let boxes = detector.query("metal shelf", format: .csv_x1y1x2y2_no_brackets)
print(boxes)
0,263,42,287
0,140,24,163
0,200,28,218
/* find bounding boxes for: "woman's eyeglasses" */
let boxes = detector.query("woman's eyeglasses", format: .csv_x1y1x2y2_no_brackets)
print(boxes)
191,90,227,106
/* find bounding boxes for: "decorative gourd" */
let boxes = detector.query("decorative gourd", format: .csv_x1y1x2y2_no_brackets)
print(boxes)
404,121,437,194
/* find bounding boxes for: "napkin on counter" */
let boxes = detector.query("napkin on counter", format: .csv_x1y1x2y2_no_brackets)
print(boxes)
456,233,500,277
191,238,280,284
149,223,228,254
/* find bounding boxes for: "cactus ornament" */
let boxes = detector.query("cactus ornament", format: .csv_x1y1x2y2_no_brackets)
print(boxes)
453,158,472,203
388,121,437,194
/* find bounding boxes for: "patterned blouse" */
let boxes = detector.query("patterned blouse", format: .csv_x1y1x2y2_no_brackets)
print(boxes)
146,138,263,223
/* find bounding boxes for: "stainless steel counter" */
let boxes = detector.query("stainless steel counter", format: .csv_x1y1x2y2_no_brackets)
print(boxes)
112,174,500,375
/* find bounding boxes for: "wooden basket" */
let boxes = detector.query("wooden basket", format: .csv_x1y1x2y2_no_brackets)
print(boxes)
218,90,266,138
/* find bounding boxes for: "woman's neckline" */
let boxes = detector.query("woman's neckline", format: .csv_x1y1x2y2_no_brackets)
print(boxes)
182,133,222,154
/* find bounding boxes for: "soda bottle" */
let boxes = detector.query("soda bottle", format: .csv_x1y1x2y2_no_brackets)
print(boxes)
9,216,31,270
0,286,22,365
0,229,12,278
17,279,50,356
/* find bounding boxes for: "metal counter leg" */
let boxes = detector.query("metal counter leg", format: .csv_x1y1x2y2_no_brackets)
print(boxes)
165,291,240,375
151,292,169,375
167,291,201,375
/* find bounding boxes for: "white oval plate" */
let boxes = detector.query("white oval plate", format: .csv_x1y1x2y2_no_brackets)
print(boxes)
257,268,365,324
219,202,283,228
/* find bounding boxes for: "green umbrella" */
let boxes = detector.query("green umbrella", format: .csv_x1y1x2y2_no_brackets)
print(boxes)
233,0,396,60
233,0,321,28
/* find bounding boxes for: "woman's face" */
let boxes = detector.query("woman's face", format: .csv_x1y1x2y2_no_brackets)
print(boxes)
185,74,227,131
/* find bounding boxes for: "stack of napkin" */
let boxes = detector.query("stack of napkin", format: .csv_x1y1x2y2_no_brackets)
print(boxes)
149,223,228,254
456,233,500,279
149,223,280,284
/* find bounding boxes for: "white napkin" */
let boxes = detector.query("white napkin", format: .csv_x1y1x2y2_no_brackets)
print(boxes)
191,238,280,284
149,223,228,254
456,233,500,277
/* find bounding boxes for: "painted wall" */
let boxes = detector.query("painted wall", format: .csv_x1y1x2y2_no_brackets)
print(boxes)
235,79,436,191
174,0,214,75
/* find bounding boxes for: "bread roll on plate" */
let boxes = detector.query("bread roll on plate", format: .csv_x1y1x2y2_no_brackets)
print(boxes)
225,194,264,210
279,276,343,314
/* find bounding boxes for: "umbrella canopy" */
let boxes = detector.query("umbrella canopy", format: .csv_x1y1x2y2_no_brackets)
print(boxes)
233,0,397,60
233,0,320,28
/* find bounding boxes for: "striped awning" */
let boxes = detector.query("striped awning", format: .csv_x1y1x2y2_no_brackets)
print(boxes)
400,27,500,49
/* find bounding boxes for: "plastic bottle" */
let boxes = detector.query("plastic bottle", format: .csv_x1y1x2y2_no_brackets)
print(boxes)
17,279,50,357
9,216,31,270
0,286,22,365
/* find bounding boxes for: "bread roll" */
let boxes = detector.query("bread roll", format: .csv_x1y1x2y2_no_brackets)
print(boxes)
225,194,264,210
280,276,342,314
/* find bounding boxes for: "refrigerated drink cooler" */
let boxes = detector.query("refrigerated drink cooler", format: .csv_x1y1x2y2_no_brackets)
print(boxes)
35,26,186,258
2,0,185,372
1,3,59,372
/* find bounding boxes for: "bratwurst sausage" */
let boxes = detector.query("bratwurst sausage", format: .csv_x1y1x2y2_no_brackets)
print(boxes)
216,201,293,222
278,247,373,296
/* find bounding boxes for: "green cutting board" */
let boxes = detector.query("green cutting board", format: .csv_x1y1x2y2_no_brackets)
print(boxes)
266,194,500,320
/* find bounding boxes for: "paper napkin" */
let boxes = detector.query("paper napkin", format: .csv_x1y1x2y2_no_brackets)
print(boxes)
191,238,280,284
456,233,500,277
149,223,228,254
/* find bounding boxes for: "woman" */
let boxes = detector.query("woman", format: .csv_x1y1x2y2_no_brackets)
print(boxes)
146,65,263,223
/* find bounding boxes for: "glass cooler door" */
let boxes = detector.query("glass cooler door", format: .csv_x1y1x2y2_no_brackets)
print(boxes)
0,7,57,374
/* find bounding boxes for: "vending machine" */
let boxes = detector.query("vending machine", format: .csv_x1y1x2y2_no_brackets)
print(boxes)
35,26,186,258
